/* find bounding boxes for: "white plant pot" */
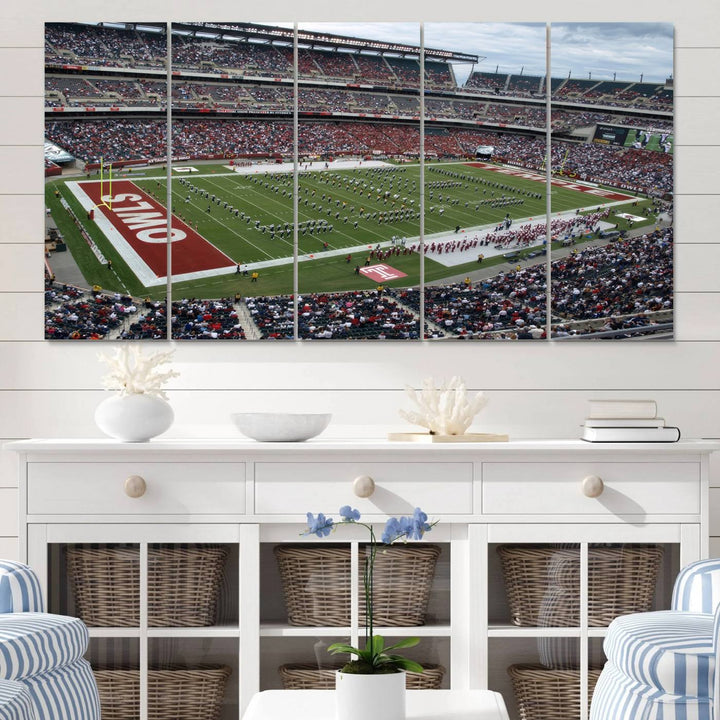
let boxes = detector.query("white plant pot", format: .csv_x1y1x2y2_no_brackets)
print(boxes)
335,670,405,720
95,394,174,443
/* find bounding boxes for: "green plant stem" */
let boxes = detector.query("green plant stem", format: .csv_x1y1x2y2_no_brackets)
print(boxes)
367,527,376,663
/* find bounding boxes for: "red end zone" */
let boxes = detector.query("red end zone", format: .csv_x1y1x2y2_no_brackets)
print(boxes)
78,179,235,278
464,163,636,202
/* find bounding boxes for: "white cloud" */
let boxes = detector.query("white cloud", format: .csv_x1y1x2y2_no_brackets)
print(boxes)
271,21,673,84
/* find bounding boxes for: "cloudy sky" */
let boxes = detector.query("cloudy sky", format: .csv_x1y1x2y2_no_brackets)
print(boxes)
292,22,673,85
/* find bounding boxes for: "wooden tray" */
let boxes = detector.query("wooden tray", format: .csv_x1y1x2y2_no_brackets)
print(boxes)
387,432,509,443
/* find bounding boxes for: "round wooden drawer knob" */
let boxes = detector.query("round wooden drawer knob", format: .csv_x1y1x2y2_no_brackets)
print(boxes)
353,475,375,498
124,475,147,498
582,475,604,498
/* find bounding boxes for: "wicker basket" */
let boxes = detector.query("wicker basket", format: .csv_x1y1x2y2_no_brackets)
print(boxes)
67,544,229,627
508,664,601,720
279,663,446,689
274,544,441,626
497,544,664,627
94,666,231,720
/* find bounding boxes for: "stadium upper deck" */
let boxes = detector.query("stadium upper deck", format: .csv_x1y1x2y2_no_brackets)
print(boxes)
465,69,673,112
45,22,461,90
45,22,672,115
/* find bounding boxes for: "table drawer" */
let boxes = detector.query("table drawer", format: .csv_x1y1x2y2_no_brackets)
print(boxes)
27,462,246,514
255,462,472,515
482,462,699,516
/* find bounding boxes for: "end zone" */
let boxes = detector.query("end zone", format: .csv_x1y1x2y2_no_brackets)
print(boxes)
66,179,236,287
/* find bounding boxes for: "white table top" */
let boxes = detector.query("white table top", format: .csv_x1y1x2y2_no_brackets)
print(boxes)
243,690,510,720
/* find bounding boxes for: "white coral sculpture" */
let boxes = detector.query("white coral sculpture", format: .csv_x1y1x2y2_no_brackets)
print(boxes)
399,376,488,436
98,346,179,401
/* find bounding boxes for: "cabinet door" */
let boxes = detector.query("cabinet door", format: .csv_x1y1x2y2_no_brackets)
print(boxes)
29,524,249,720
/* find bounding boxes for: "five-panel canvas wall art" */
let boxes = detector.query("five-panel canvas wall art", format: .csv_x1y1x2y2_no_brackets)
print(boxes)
43,22,674,340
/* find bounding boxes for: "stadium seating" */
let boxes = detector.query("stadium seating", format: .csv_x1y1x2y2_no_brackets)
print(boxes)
171,298,247,339
465,71,507,93
44,115,672,197
44,280,144,340
553,78,598,98
46,23,164,69
506,74,543,95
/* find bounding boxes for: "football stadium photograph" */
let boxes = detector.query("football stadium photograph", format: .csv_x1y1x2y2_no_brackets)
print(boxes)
43,21,673,340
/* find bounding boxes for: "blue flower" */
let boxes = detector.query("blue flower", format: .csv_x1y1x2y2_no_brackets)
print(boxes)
382,509,431,543
381,516,402,544
339,505,361,522
306,512,333,537
410,508,431,540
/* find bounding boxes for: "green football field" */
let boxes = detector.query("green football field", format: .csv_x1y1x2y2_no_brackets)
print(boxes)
46,160,654,300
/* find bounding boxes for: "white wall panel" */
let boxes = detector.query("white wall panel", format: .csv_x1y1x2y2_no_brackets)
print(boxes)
0,538,19,562
3,341,720,391
674,97,720,145
0,295,42,340
0,444,19,488
0,389,717,441
0,0,713,48
0,18,40,49
674,49,720,95
0,489,18,536
676,245,720,292
0,196,44,244
675,196,719,244
2,0,713,47
675,147,720,194
0,147,41,194
0,98,43,145
675,294,720,341
0,245,43,292
0,49,43,95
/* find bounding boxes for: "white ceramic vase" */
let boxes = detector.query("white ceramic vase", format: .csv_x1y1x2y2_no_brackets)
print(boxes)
95,393,174,442
335,670,405,720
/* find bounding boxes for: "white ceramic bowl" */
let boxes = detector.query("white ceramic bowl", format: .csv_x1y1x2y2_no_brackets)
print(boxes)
231,412,332,442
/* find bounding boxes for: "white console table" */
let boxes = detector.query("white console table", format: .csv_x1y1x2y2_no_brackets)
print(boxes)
242,689,510,720
9,439,719,720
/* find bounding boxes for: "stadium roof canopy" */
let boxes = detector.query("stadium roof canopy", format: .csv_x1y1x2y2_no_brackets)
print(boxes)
86,21,478,62
175,22,479,62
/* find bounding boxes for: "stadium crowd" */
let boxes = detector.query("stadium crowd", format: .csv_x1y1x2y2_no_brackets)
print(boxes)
46,22,673,115
44,279,145,339
464,70,672,111
244,291,421,339
45,227,672,341
45,71,672,140
384,230,671,339
551,229,672,323
45,117,671,197
171,298,246,339
46,23,165,68
46,23,453,91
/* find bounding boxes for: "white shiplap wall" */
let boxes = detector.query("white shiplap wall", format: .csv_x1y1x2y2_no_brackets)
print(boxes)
1,0,720,560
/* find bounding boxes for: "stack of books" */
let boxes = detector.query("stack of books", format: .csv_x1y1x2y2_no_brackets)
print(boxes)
582,400,681,442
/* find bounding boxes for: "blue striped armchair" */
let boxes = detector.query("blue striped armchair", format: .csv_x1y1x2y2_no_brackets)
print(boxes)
590,558,720,720
0,560,100,720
